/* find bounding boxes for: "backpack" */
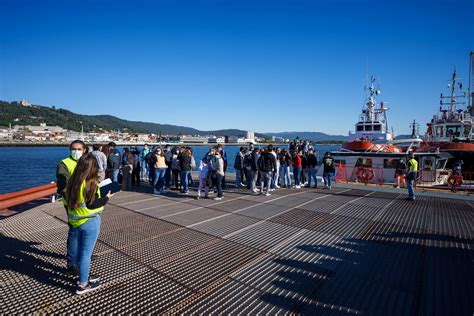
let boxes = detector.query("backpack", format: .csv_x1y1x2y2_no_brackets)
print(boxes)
257,155,266,171
243,155,252,170
145,152,153,165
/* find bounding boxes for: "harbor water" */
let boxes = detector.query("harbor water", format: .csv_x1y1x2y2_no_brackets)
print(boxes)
0,144,340,194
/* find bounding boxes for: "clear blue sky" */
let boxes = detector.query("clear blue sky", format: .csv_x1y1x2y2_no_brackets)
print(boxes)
1,0,473,135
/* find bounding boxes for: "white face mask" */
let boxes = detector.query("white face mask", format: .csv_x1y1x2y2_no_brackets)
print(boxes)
71,150,83,161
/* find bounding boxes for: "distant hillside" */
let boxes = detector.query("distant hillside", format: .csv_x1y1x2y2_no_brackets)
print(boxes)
0,101,264,137
266,131,348,142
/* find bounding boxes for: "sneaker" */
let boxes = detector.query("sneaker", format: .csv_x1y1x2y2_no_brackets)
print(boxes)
76,274,100,285
275,185,280,189
269,189,275,192
328,186,332,190
295,185,301,189
240,183,246,187
76,282,101,295
213,197,222,201
265,193,271,196
196,196,201,200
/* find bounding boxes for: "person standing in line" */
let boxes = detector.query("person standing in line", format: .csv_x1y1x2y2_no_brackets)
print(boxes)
292,151,303,189
233,147,246,188
322,151,335,189
212,150,225,200
216,144,227,189
406,152,418,201
258,146,277,196
279,149,292,188
171,147,181,191
163,144,172,189
249,148,260,193
152,147,167,195
90,144,107,182
121,149,134,191
65,154,113,294
106,142,121,183
179,148,193,194
131,147,141,187
271,147,281,189
140,144,150,182
196,155,210,199
306,149,318,188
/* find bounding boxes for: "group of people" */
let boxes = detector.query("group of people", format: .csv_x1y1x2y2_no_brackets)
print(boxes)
54,139,335,295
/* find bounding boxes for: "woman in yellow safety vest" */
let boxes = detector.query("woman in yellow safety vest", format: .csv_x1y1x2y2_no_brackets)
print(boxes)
65,153,113,295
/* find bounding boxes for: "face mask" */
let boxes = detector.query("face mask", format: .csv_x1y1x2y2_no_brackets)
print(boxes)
71,150,83,160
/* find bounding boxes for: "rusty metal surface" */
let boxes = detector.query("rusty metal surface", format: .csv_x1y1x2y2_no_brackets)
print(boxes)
1,185,473,315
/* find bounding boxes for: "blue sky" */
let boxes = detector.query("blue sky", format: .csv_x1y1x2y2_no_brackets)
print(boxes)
1,0,473,135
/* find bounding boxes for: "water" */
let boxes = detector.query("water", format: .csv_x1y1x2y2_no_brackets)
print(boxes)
0,144,340,194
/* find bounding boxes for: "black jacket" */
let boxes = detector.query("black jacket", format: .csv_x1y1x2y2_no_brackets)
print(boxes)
306,154,318,168
234,153,244,170
259,152,277,172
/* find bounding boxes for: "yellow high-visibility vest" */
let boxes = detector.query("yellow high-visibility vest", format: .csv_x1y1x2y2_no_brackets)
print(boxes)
66,181,104,228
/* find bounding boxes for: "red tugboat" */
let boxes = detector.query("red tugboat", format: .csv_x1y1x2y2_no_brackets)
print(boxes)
418,53,474,172
342,76,401,153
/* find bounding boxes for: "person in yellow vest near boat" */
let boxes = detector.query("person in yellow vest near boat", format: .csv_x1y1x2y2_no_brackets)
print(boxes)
65,153,113,295
406,152,418,201
56,140,87,277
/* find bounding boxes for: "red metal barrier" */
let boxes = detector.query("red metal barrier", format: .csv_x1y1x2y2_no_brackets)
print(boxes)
0,183,57,210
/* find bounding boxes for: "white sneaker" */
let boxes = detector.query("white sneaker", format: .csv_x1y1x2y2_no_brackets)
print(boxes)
213,197,222,201
265,193,271,196
295,185,301,189
328,186,332,189
269,189,275,192
275,185,280,189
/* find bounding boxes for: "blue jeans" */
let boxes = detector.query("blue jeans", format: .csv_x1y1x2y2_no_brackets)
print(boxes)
308,167,318,187
323,172,332,187
140,159,149,179
153,168,166,192
280,165,291,187
293,166,302,186
165,167,172,188
67,216,101,285
112,169,120,183
407,172,416,199
181,171,190,192
235,169,242,186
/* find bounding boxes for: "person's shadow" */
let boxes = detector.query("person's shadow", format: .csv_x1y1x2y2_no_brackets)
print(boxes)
1,234,75,291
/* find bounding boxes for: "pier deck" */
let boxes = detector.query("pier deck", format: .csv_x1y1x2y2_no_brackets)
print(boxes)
1,185,473,315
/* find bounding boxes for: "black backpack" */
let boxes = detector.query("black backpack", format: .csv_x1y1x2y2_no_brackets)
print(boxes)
145,152,153,164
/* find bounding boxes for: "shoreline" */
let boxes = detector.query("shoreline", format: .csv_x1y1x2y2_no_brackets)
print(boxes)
0,141,341,148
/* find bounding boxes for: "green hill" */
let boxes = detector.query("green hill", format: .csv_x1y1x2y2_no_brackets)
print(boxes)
0,101,261,137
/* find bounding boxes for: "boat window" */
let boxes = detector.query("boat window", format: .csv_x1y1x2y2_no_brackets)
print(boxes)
423,158,434,171
435,126,443,137
446,126,460,137
436,159,447,170
373,125,381,131
383,159,397,169
356,125,364,131
334,159,346,166
356,158,372,168
364,125,373,131
464,126,471,137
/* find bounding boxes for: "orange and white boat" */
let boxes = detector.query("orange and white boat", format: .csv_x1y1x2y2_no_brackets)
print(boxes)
342,76,402,153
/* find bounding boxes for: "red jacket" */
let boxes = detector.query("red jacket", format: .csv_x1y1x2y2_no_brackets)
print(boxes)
292,155,302,168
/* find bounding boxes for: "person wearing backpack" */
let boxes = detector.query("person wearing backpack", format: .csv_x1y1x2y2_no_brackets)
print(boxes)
322,151,335,189
258,145,277,196
306,149,318,188
234,147,246,188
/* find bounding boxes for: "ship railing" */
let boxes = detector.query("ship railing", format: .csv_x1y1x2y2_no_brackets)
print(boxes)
335,164,385,186
0,183,57,213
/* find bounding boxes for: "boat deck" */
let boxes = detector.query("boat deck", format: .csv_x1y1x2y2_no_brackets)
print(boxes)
1,185,473,315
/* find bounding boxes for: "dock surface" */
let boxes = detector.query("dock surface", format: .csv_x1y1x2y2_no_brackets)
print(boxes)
1,186,473,315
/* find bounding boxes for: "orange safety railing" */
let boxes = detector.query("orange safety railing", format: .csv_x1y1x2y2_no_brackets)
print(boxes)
335,164,386,185
0,183,57,210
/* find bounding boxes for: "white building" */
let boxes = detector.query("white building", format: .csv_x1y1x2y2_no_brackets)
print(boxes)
208,136,225,143
20,99,32,107
246,130,255,141
13,123,64,134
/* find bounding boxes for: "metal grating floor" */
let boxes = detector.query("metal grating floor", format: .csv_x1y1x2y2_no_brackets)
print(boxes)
1,184,473,315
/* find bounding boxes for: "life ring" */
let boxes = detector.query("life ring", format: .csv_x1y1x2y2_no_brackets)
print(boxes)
356,168,374,183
